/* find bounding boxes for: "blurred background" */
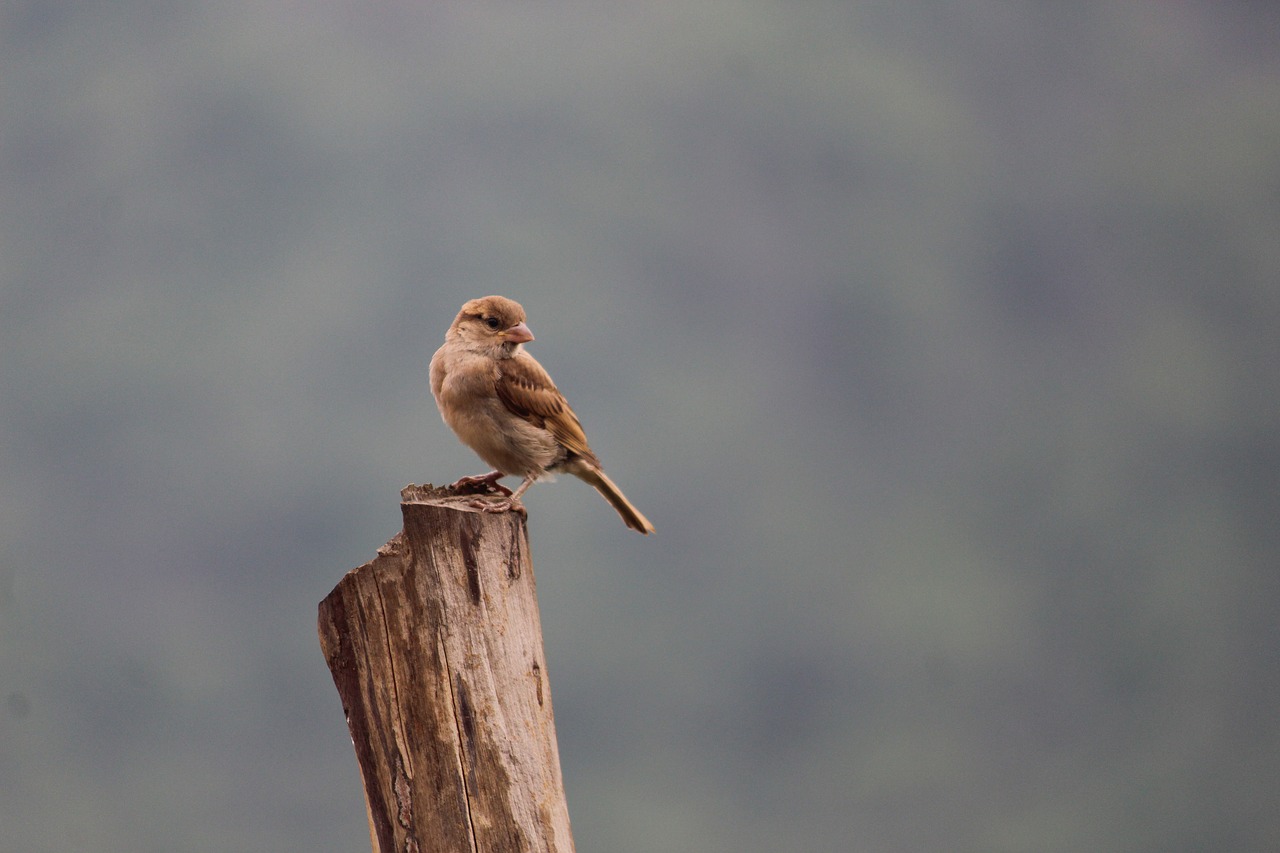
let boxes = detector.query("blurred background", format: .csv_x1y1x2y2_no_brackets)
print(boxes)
3,2,1279,851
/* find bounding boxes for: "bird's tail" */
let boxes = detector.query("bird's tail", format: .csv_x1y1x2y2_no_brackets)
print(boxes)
575,465,655,534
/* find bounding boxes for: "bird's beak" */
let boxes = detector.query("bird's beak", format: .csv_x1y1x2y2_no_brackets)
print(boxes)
504,322,534,344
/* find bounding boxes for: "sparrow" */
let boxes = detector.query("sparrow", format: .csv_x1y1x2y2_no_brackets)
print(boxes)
429,295,655,534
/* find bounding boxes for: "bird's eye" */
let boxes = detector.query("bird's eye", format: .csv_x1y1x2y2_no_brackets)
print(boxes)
484,316,501,330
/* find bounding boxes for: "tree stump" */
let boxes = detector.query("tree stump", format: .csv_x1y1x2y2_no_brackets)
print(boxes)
318,484,574,853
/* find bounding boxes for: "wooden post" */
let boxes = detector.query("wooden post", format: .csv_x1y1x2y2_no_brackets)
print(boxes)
318,484,575,853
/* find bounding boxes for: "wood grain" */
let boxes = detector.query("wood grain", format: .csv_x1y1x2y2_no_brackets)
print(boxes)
318,484,574,853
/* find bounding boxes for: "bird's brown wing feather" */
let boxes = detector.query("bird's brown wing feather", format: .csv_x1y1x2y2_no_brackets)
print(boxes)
496,354,599,465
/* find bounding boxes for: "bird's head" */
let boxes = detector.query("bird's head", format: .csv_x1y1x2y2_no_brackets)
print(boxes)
449,295,535,356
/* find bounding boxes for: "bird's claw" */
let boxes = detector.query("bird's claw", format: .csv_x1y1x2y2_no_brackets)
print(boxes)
467,496,527,519
449,472,513,497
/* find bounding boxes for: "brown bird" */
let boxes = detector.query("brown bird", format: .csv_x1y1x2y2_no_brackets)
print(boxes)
429,295,655,534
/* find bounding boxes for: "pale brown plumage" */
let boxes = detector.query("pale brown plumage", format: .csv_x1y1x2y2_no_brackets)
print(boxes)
429,295,654,534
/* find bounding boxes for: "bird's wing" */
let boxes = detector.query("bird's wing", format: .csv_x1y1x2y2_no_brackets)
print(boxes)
497,354,598,464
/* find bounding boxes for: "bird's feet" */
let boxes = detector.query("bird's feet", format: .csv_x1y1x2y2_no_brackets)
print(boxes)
448,471,513,496
467,496,528,519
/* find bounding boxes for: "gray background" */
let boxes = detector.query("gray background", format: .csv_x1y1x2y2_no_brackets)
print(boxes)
3,2,1278,851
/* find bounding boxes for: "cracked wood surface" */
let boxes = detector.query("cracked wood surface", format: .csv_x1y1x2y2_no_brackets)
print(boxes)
318,484,574,853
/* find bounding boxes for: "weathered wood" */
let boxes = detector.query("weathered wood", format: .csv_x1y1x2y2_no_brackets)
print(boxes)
318,483,574,853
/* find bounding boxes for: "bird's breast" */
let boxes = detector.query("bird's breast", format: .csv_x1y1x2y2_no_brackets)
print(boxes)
433,353,561,477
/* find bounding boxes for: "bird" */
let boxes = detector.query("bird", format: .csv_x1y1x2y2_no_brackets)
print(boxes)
429,295,655,534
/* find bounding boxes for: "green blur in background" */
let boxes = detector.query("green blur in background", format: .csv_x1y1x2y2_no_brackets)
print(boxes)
2,3,1278,851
